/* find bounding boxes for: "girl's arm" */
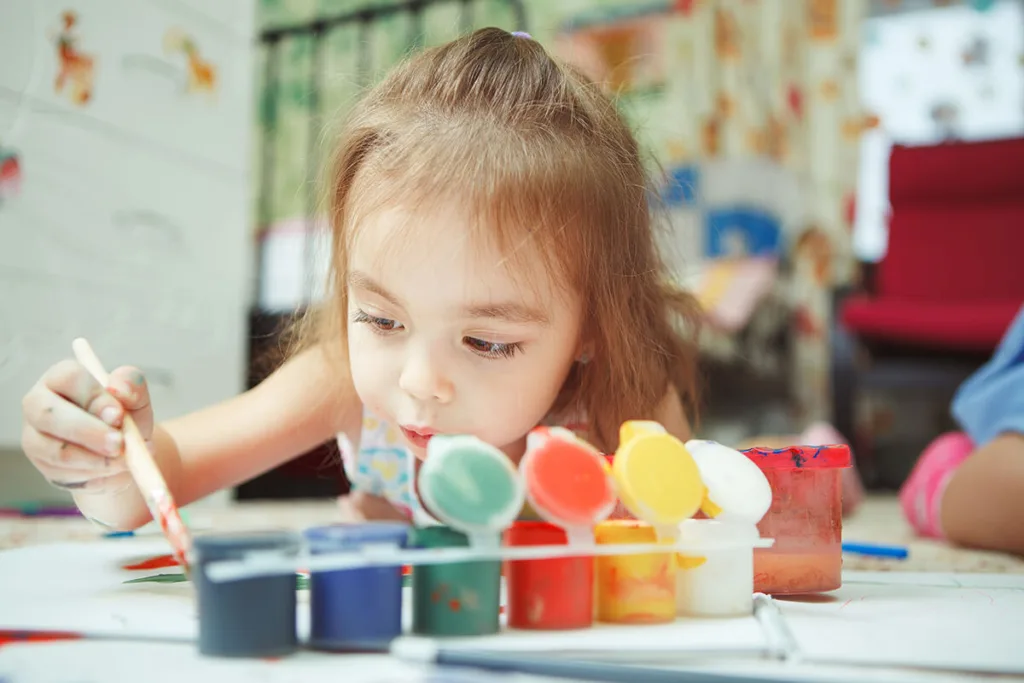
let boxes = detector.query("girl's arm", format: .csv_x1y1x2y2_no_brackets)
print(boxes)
74,346,361,530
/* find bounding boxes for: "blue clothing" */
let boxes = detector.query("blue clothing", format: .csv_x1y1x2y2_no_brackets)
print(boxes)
952,304,1024,447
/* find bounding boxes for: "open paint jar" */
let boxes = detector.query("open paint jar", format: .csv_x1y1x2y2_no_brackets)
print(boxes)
675,518,759,617
593,520,676,624
410,525,502,637
742,445,851,594
304,522,409,651
505,520,594,630
192,530,301,657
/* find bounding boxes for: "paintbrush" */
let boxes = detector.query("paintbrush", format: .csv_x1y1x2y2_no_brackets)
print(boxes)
72,338,192,570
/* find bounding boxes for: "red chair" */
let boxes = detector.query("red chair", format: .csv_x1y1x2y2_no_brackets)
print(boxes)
831,136,1024,488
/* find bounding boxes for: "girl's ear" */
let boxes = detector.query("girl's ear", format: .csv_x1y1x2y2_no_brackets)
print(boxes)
576,339,595,365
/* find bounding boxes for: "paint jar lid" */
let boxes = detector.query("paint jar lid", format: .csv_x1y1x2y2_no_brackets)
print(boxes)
612,421,703,529
742,444,851,471
304,522,410,554
686,440,773,524
192,530,301,563
417,435,525,538
520,426,616,530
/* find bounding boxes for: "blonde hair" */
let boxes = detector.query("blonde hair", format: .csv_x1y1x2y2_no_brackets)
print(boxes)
292,27,701,451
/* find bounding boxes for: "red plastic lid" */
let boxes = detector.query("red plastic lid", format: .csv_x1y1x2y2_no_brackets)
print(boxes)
741,444,851,470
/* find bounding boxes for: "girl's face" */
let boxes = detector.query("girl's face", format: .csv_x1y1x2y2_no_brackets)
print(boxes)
346,202,583,463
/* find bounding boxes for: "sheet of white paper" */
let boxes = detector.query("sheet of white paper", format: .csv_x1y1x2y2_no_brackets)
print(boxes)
776,581,1024,674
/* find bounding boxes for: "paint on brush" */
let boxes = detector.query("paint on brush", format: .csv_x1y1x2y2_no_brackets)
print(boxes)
192,531,301,658
304,522,410,651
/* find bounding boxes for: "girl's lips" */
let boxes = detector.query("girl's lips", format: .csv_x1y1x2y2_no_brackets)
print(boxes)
401,427,436,449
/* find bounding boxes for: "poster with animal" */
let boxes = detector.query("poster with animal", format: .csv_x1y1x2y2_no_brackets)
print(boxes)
53,10,96,105
164,28,217,98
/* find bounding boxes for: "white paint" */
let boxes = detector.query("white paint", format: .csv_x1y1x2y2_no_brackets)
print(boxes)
685,439,773,524
676,519,760,618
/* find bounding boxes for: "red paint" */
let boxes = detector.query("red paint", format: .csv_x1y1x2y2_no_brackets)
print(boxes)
741,444,850,470
122,553,179,571
448,599,461,612
0,630,83,648
505,521,593,630
522,428,615,526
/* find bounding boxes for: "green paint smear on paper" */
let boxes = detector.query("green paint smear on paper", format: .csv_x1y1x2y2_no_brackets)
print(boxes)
123,573,412,589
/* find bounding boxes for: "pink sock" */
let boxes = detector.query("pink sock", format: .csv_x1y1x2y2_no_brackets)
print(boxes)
899,432,974,539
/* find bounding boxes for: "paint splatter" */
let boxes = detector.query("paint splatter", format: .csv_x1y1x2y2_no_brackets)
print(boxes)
0,630,83,648
122,554,179,571
448,599,462,612
123,572,187,584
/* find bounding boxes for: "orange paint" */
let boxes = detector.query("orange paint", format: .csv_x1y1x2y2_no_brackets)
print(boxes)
121,553,179,571
0,630,82,648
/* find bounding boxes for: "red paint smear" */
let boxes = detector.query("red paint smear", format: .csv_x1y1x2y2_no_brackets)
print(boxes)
0,630,83,648
448,599,462,612
122,553,179,571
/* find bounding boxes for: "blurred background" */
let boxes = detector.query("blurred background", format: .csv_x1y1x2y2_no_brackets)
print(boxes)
1,0,1021,509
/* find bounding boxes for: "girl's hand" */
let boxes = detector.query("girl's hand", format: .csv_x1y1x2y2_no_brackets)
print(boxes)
20,360,154,494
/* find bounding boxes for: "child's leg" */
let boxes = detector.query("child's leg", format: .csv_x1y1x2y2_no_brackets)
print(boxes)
939,432,1024,555
899,431,975,538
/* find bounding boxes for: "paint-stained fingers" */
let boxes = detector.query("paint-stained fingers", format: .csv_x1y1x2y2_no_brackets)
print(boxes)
21,390,124,459
107,366,154,438
39,359,124,428
21,424,128,473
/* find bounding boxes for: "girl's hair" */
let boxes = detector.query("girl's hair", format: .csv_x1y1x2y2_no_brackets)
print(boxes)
291,27,701,451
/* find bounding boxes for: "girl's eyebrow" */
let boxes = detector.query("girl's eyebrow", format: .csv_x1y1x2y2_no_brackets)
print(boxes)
349,270,548,325
464,302,549,326
349,271,404,308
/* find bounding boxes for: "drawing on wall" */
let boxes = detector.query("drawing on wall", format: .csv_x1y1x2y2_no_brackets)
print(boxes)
53,11,96,105
0,144,21,207
164,28,218,96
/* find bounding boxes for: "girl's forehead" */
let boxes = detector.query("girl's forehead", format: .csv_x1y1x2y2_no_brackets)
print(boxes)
347,203,571,308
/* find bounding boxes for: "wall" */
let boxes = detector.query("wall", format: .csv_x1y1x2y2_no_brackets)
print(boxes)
0,1,257,506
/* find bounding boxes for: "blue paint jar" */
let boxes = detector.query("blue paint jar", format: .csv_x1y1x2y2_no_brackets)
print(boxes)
192,530,301,658
304,522,410,651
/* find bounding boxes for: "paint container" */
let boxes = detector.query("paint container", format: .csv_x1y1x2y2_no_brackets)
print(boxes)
743,445,851,595
410,525,502,637
418,435,526,547
192,530,300,657
612,421,703,541
505,521,594,630
304,522,410,651
593,520,676,624
675,519,758,617
520,427,616,539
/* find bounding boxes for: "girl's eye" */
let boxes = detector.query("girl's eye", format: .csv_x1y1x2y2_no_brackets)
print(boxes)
352,309,403,333
464,336,522,359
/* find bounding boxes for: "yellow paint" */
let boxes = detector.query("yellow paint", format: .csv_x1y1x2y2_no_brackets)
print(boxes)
700,489,723,518
613,422,704,526
676,553,707,570
594,521,676,624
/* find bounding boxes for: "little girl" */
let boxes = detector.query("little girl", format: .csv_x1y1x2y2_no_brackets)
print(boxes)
900,304,1024,555
19,28,701,529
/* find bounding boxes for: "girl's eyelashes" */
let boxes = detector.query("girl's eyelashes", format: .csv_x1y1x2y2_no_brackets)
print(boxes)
352,309,403,333
353,308,522,359
464,336,523,359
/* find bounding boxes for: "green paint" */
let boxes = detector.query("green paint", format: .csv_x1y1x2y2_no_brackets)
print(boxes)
425,444,518,528
410,526,501,637
124,573,188,584
123,573,312,589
